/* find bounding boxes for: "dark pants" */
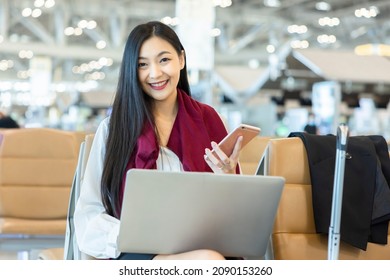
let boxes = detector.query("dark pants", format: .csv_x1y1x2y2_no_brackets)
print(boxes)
115,253,156,260
115,253,241,260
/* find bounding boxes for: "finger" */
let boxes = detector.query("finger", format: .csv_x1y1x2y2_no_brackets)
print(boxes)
205,148,223,168
230,135,243,159
204,154,224,172
211,141,230,164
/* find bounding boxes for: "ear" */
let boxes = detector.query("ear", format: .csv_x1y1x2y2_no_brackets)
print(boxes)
179,50,185,70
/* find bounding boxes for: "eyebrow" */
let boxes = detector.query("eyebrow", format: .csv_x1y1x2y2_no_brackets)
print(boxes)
138,51,172,60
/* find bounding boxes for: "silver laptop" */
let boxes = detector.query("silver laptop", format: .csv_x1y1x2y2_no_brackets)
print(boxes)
118,169,284,258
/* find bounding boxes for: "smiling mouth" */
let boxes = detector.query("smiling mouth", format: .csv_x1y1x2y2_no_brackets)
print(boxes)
149,80,168,90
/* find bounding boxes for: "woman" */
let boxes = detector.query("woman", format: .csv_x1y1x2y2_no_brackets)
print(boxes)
74,21,242,260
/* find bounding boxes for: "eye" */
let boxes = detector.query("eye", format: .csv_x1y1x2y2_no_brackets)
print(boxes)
138,62,147,68
160,57,171,63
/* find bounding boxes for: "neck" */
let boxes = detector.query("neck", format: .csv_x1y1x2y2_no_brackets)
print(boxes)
153,90,178,123
153,96,178,147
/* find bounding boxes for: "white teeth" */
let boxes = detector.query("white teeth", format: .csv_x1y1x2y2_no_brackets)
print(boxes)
150,81,166,87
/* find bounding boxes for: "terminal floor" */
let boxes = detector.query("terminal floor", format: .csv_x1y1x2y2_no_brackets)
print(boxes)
0,250,43,260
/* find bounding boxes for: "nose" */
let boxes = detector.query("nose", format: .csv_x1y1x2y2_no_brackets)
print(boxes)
149,63,162,79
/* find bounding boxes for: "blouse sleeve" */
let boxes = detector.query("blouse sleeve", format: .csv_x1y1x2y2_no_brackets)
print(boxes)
74,117,121,259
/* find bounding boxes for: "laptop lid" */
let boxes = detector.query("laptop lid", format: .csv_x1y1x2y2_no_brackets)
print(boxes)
118,169,284,258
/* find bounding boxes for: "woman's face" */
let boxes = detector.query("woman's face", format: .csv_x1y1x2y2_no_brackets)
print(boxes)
137,36,184,104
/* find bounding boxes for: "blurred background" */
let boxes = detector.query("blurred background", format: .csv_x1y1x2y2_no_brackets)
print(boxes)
1,0,390,138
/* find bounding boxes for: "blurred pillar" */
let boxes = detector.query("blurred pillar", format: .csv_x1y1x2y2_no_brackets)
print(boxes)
175,0,215,104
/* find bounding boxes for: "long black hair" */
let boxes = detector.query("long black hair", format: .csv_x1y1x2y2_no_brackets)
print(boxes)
101,21,191,218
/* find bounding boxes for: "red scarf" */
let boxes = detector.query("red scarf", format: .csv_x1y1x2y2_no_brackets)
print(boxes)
119,89,232,207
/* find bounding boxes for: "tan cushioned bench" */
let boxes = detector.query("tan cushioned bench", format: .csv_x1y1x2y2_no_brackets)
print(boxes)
239,136,271,175
0,128,84,235
267,137,390,260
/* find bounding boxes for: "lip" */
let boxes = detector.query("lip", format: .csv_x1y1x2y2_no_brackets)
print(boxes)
149,80,168,90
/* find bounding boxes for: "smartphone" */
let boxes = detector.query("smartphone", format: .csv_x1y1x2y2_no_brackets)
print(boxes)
212,124,261,157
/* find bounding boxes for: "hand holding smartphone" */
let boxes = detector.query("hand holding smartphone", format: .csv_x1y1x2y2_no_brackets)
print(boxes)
212,124,261,157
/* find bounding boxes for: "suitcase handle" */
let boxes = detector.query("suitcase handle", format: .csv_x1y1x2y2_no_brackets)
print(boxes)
328,123,349,260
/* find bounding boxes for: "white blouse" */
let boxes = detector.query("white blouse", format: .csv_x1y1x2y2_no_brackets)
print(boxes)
74,117,183,259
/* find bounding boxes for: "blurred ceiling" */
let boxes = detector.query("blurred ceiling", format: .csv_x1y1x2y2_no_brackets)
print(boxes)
1,0,390,96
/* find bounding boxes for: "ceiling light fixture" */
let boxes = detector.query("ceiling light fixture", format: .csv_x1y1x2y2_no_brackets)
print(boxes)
264,0,281,8
315,2,331,11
